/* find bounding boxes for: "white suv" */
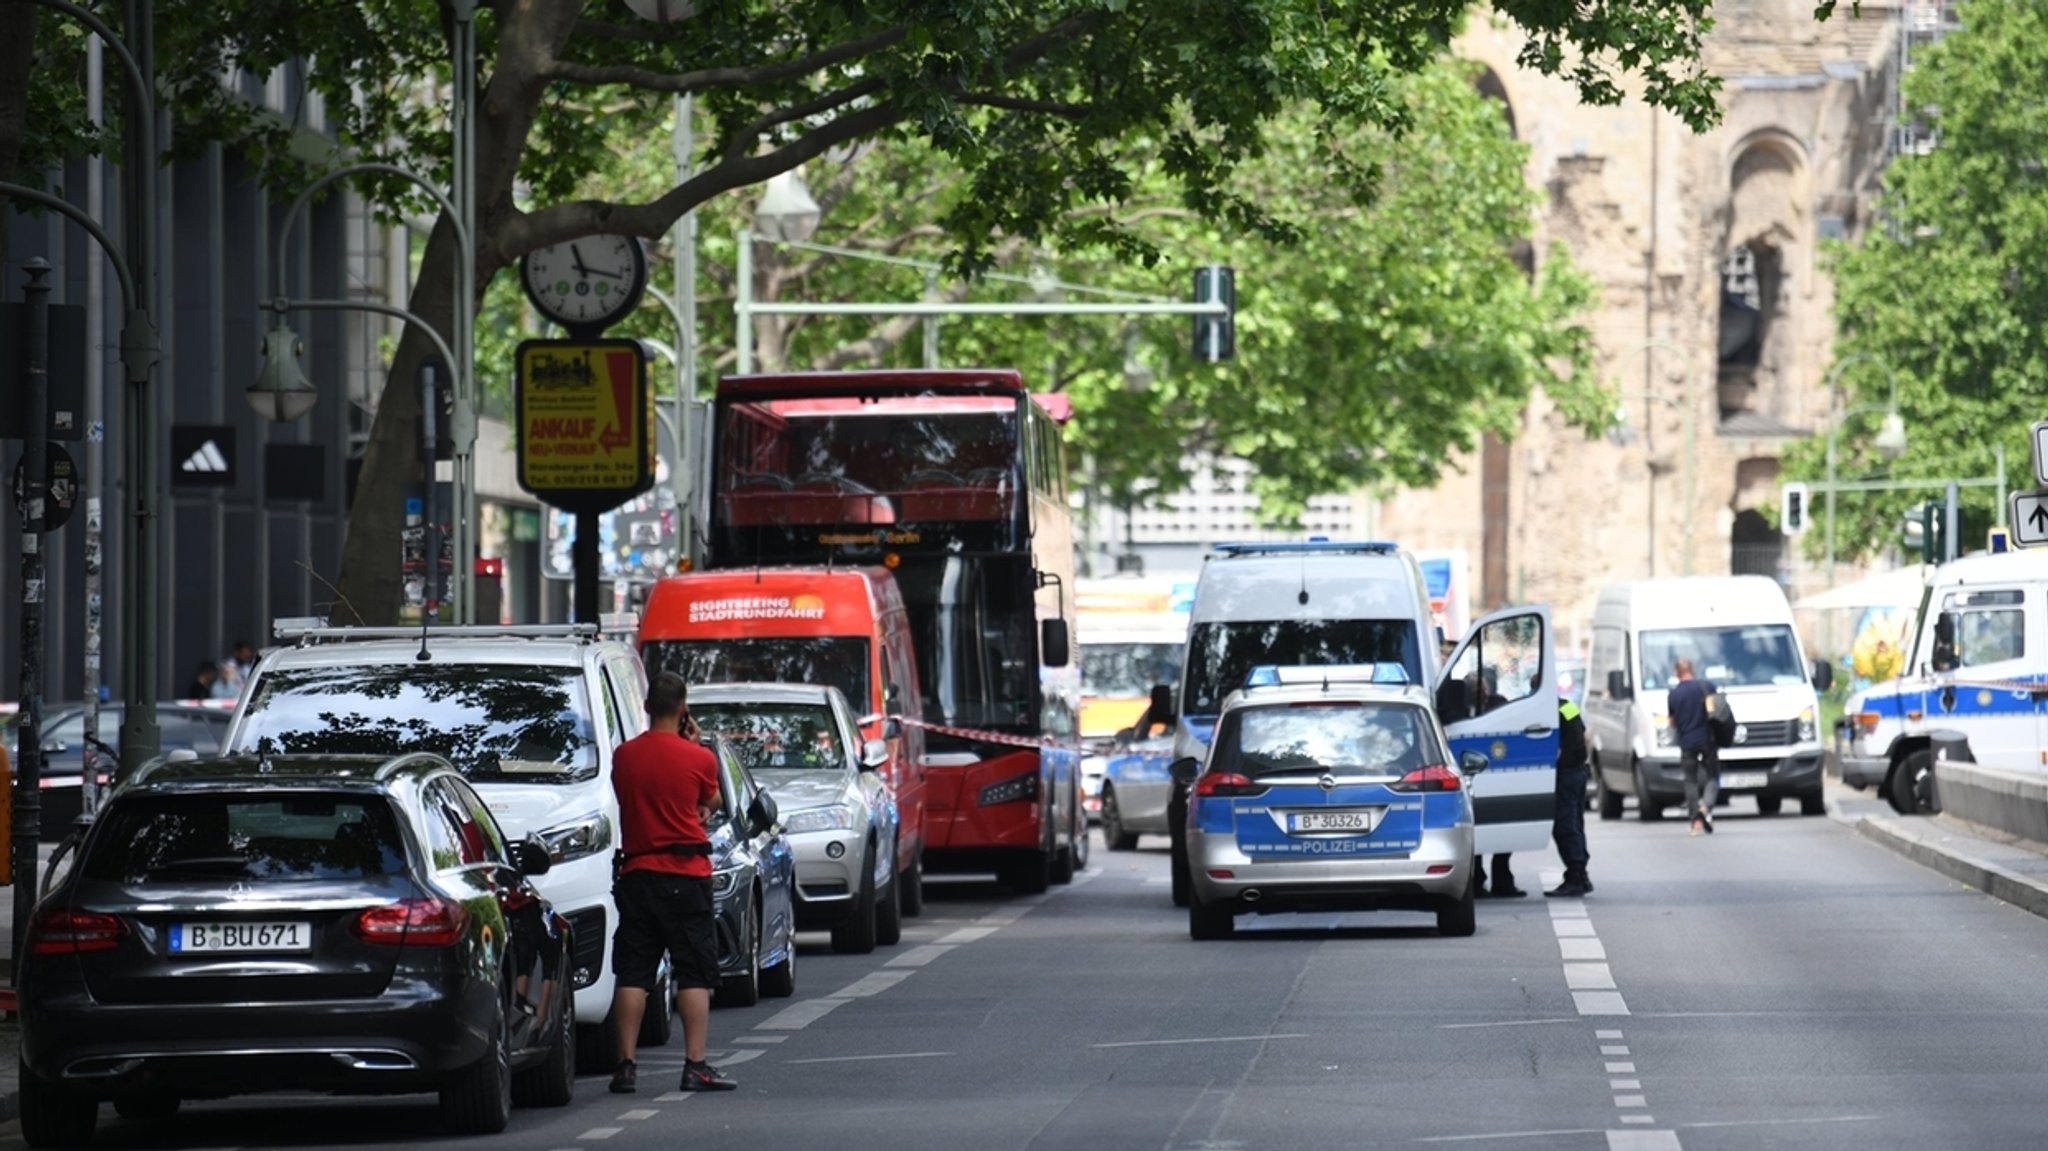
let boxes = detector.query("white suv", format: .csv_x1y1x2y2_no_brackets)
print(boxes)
222,622,649,1070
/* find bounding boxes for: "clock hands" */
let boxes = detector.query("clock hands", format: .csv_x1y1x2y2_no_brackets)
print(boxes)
567,242,624,280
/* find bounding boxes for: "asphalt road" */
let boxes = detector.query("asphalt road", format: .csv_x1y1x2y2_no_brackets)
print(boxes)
8,796,2048,1151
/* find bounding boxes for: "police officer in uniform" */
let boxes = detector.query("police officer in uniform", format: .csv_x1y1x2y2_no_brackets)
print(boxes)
1547,697,1594,898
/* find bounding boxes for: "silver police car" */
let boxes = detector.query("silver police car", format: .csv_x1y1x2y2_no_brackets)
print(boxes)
1172,666,1487,939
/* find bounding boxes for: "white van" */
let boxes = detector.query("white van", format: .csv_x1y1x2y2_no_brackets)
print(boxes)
1163,541,1557,905
1841,550,2048,813
1583,576,1832,820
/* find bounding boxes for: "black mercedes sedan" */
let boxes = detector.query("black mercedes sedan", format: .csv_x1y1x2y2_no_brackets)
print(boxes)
18,753,576,1146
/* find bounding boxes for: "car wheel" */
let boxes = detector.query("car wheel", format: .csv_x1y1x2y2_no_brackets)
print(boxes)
1800,790,1827,816
1634,762,1665,822
875,849,904,947
1755,794,1783,816
1102,787,1140,850
112,1092,179,1122
637,963,673,1048
899,851,925,917
1438,871,1477,938
1188,894,1235,940
720,905,762,1007
1170,837,1191,908
440,997,512,1135
513,979,575,1108
20,1058,97,1148
1889,749,1939,815
1597,770,1625,822
760,925,797,998
1050,833,1077,885
832,850,881,954
1069,802,1090,871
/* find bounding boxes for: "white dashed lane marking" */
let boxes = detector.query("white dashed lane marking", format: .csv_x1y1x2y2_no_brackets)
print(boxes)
785,1050,953,1064
616,1109,658,1121
886,943,958,967
577,1128,621,1140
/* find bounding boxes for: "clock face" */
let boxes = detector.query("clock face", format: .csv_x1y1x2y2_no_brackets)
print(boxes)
521,234,647,331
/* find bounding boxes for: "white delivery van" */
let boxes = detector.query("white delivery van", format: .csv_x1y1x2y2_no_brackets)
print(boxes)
1841,549,2048,813
1163,540,1557,905
1583,576,1832,820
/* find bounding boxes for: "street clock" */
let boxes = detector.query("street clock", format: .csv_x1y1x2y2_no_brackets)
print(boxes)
520,234,649,337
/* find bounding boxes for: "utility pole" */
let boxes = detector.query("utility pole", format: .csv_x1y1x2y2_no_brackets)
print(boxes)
13,259,53,968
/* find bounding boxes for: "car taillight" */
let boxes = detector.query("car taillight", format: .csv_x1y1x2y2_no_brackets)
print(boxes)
1193,772,1266,798
30,908,125,955
1390,765,1461,793
353,898,467,947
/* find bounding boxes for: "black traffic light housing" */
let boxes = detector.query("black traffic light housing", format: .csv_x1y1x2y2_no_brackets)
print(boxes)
1192,265,1235,363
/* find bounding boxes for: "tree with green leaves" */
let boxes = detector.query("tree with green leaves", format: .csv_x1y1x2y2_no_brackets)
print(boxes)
1786,0,2048,564
12,0,1725,623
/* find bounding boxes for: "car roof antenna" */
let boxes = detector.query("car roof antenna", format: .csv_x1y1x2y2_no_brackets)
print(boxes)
1297,557,1310,606
416,601,433,662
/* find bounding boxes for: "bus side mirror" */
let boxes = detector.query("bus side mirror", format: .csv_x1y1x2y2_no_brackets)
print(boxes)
1606,669,1633,701
1932,612,1958,672
1811,659,1834,693
1041,619,1070,668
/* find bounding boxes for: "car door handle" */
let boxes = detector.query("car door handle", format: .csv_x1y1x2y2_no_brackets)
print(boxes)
1524,725,1555,737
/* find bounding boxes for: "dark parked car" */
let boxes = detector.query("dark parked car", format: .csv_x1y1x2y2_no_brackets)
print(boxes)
705,737,799,1007
9,703,234,840
19,753,576,1146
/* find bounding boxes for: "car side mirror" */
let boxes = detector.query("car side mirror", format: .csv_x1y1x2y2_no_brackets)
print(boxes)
1811,658,1834,693
748,791,779,835
1606,669,1633,701
1932,612,1958,672
513,836,553,877
1167,756,1201,785
1459,750,1490,776
41,739,67,754
859,738,889,771
1040,618,1070,668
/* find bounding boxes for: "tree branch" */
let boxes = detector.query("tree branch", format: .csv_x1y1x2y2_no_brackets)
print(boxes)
952,91,1093,120
543,25,908,93
721,78,886,162
572,13,702,44
489,100,909,265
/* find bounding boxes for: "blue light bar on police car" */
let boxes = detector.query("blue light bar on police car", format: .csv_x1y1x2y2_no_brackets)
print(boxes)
1211,540,1399,557
1245,664,1410,689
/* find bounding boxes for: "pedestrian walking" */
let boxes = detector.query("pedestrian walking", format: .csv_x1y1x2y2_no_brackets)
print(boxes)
1547,697,1593,897
213,639,256,701
1666,657,1719,834
606,670,738,1095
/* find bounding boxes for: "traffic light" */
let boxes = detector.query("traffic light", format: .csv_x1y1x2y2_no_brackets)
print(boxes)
1780,482,1809,537
1919,501,1947,564
1192,265,1235,363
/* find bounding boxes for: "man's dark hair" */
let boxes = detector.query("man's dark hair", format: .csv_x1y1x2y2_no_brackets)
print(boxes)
646,670,689,719
193,659,216,677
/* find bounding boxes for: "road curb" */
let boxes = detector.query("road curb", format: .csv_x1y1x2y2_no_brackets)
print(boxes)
1854,815,2048,922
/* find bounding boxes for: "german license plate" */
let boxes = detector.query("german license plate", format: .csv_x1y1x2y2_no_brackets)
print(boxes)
1290,809,1381,834
1720,771,1769,790
170,921,312,953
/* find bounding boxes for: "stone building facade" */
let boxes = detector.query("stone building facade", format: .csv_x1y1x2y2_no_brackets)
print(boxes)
1371,0,1908,651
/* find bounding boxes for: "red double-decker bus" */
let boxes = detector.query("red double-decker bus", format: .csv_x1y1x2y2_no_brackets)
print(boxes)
704,370,1085,894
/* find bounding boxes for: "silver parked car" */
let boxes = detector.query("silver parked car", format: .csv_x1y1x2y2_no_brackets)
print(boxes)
1174,667,1487,939
688,683,903,955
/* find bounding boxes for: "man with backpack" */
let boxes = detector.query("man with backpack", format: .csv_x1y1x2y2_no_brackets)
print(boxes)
1667,657,1720,835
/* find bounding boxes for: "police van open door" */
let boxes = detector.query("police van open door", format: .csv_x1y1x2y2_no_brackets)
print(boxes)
1435,607,1559,855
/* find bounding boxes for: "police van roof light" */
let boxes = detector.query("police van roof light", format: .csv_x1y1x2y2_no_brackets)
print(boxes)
1245,664,1409,689
1212,540,1399,557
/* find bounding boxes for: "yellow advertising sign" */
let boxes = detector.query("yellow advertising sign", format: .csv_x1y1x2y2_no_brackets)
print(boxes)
515,340,651,507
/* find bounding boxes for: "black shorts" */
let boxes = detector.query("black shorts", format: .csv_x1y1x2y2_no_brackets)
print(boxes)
611,870,720,992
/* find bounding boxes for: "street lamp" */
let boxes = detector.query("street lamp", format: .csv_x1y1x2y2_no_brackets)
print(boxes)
753,170,822,243
249,325,319,421
1820,352,1906,597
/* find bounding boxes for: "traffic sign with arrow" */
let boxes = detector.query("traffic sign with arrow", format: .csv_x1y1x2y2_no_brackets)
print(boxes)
2011,489,2048,548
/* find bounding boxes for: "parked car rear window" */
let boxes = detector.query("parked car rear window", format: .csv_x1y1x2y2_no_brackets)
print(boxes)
690,702,846,774
82,793,408,884
1211,702,1441,778
233,664,599,783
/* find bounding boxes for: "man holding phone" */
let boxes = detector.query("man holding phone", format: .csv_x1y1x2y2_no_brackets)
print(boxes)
606,670,737,1094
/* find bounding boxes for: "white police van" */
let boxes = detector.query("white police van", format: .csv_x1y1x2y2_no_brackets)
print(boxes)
1841,550,2048,812
1162,541,1556,906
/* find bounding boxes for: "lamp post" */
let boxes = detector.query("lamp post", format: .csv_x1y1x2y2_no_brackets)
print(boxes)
1819,353,1907,597
247,1,480,622
735,168,828,376
1607,337,1696,577
642,285,695,565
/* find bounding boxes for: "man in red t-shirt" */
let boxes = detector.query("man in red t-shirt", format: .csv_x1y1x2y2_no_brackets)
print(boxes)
607,670,738,1094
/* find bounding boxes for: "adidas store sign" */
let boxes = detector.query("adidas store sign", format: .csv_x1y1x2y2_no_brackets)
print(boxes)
170,425,237,489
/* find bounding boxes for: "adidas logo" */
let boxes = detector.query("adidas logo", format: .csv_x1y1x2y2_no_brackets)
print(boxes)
181,440,230,474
